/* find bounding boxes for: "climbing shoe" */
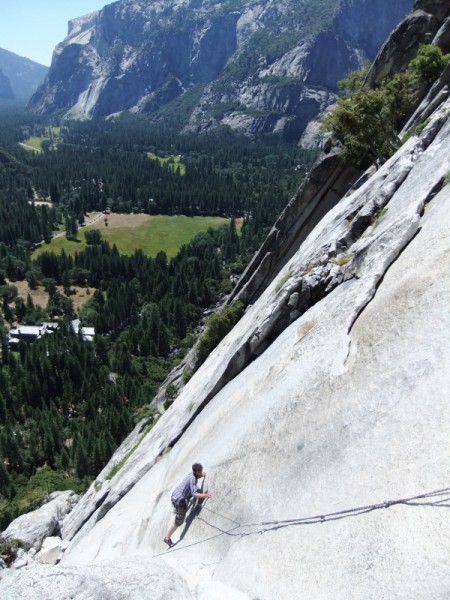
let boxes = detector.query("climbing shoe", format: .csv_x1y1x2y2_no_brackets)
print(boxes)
164,538,174,548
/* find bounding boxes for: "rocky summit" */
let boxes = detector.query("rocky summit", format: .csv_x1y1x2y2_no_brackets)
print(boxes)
2,2,450,598
29,0,412,140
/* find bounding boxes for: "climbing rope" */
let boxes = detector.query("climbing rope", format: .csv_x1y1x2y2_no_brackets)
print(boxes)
151,498,241,558
50,486,450,562
159,486,450,555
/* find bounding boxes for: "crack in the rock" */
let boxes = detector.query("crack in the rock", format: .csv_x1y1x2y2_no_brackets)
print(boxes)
63,488,110,541
346,229,421,341
345,179,444,341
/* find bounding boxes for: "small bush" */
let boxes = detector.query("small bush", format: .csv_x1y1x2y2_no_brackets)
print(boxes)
196,302,244,364
106,453,132,481
164,384,178,410
182,370,193,384
334,254,352,266
409,44,450,84
275,271,293,292
402,118,431,142
132,404,159,423
371,207,388,226
0,539,23,565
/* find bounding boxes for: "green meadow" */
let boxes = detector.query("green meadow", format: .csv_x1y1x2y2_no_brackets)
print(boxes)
33,214,237,259
20,128,62,153
146,152,186,175
19,137,44,153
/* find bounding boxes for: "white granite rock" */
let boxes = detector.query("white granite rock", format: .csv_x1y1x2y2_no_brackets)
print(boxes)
0,559,193,600
196,580,252,600
12,558,27,570
1,491,78,551
64,92,450,547
35,536,63,565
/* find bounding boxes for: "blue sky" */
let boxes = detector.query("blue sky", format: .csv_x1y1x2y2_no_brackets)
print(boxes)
0,1,112,66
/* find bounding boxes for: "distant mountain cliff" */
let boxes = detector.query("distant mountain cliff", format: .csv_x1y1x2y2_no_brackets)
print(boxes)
29,0,413,140
0,48,48,102
0,68,14,100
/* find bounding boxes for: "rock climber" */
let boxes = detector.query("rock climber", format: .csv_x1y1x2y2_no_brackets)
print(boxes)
164,462,211,547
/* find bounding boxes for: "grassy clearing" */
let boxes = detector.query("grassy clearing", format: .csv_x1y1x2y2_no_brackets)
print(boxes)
20,128,62,153
19,137,43,153
8,279,49,308
46,126,61,136
8,279,94,313
33,213,238,259
146,152,186,175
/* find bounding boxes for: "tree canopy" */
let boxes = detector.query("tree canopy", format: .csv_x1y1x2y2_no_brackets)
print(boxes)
323,45,450,168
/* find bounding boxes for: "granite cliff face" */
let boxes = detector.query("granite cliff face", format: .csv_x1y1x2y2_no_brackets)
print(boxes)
0,48,48,102
29,0,412,140
3,3,450,598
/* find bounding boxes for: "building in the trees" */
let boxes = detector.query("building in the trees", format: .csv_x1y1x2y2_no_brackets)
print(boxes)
8,324,50,345
71,319,95,342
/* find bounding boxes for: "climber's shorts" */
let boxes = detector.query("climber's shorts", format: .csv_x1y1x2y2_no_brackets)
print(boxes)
172,500,187,526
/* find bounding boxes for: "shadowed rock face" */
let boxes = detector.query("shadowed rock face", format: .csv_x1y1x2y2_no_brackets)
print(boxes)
334,0,414,58
28,0,413,140
227,149,362,306
0,68,14,100
0,48,48,102
366,0,450,86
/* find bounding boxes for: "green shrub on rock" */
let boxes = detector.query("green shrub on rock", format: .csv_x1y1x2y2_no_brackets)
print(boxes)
0,538,23,565
323,45,450,168
409,44,450,84
197,302,244,365
323,70,415,167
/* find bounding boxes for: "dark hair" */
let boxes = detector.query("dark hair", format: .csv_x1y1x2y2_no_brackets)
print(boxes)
192,463,203,472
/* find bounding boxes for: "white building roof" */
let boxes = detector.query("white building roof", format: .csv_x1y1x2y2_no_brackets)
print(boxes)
71,320,95,341
9,325,44,337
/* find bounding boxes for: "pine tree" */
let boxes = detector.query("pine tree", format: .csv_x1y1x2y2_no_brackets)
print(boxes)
74,439,89,478
0,392,6,422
